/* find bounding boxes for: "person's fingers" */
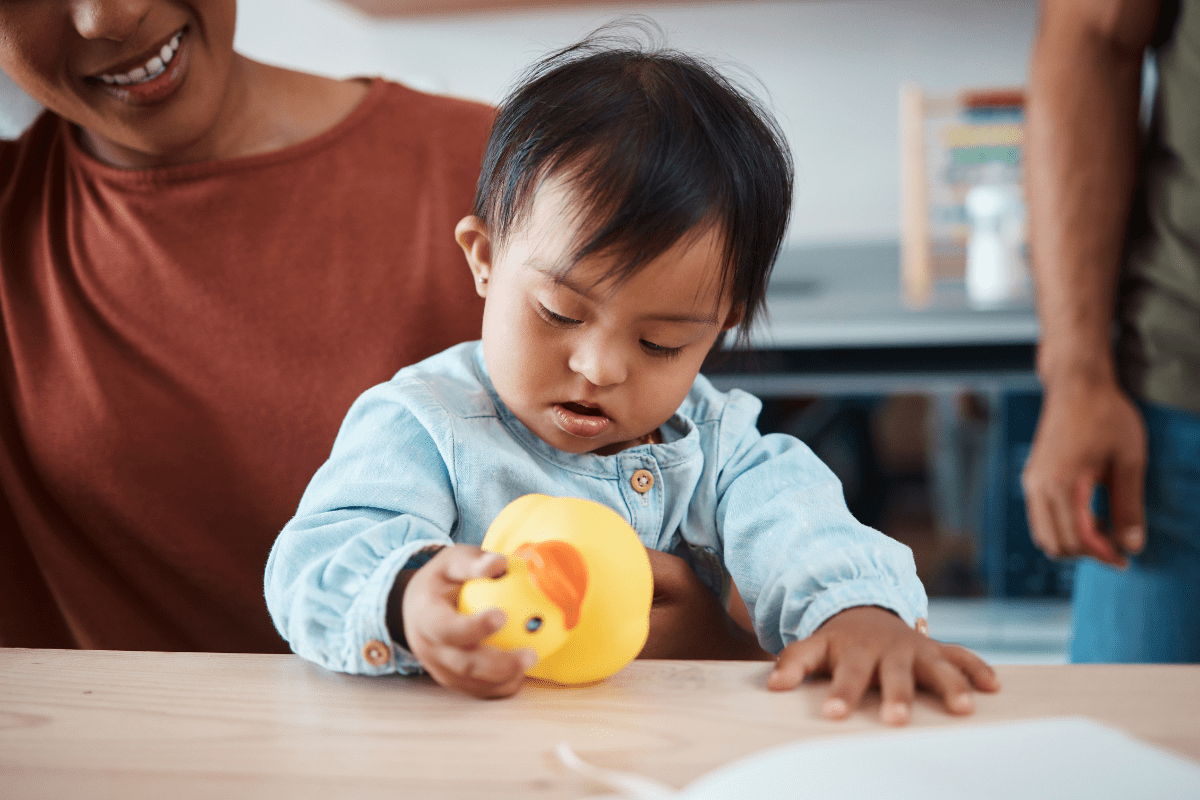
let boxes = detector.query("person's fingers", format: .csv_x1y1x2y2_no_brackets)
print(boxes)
482,665,532,699
1109,457,1147,556
443,643,531,685
1044,476,1085,557
914,650,974,715
767,637,828,691
1023,488,1062,558
1071,476,1125,567
876,649,916,725
440,549,507,586
437,606,506,649
431,645,533,699
404,575,503,658
941,644,1001,692
823,647,875,719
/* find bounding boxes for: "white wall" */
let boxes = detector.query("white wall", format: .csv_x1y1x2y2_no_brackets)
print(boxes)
1,0,1039,247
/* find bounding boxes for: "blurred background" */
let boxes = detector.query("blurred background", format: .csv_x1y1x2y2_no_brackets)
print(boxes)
0,0,1069,662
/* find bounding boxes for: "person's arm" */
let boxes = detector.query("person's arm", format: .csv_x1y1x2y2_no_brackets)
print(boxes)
638,547,772,660
1021,0,1160,565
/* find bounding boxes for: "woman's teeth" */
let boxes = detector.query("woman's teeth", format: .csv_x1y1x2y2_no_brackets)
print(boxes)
98,30,183,86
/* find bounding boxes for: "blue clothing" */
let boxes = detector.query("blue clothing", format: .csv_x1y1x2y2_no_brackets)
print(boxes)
265,342,927,675
1069,400,1200,662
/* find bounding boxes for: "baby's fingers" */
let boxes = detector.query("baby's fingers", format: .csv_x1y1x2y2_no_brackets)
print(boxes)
877,649,916,725
914,646,975,715
823,648,875,719
767,637,828,691
942,644,1001,693
405,592,505,678
434,643,534,699
439,548,508,588
444,606,508,648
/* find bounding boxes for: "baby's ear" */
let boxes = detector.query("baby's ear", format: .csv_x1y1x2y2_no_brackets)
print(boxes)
721,305,744,332
455,216,494,297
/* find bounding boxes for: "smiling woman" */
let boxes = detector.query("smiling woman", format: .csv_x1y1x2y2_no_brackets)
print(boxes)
0,0,496,651
0,0,367,167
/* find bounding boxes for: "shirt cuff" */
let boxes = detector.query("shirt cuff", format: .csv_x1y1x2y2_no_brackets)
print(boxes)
790,577,929,645
342,541,447,675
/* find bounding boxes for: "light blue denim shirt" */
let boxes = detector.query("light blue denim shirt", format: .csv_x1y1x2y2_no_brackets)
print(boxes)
265,341,928,675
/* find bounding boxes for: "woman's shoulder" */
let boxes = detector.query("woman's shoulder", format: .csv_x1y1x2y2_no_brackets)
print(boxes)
373,78,493,118
367,79,494,142
254,78,491,183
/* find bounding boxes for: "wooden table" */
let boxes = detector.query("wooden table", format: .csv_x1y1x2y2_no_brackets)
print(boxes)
2,649,1197,799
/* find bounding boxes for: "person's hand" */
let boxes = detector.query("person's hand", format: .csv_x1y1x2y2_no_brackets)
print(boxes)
398,545,536,698
767,606,1000,725
1021,374,1147,567
639,547,772,661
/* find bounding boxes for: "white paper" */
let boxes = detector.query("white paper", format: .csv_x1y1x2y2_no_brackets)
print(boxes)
563,717,1200,800
682,717,1200,800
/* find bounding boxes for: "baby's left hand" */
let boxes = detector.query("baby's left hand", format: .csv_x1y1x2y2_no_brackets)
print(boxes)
767,606,1000,725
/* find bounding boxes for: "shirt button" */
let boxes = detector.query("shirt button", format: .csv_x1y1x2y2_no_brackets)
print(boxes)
630,469,654,493
362,639,391,667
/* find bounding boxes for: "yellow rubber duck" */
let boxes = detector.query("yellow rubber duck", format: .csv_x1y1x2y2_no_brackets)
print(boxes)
458,494,653,685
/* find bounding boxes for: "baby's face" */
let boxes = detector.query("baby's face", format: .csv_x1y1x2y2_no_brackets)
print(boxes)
465,180,738,456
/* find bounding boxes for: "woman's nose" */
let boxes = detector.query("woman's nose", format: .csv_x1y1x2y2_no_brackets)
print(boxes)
70,0,151,42
567,335,627,387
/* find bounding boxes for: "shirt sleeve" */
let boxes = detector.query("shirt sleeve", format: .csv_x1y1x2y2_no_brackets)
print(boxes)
264,380,458,675
713,394,929,655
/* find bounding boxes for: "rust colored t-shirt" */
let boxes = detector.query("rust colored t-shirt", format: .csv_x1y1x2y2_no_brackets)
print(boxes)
0,79,491,652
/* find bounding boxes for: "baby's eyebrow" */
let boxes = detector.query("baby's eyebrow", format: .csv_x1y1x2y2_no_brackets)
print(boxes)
644,311,721,326
530,263,721,326
531,263,592,297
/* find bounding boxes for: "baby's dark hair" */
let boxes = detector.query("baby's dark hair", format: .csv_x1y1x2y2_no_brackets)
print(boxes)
473,23,794,343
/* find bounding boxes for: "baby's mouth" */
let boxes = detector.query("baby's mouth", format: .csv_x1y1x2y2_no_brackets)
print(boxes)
561,402,605,417
554,402,611,438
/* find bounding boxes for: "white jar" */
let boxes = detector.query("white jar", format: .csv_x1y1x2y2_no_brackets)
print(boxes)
964,182,1028,308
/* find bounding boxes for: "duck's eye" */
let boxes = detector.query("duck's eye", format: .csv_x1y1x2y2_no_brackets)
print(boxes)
525,616,543,632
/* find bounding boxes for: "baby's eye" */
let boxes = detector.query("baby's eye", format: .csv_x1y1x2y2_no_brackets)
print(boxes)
641,340,685,360
525,616,544,632
537,304,581,327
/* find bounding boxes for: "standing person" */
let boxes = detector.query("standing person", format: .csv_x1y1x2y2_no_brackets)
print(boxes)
1023,0,1200,662
267,37,999,720
0,2,747,659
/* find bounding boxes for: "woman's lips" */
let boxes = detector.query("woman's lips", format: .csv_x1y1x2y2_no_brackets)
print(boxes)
88,27,189,106
553,403,611,438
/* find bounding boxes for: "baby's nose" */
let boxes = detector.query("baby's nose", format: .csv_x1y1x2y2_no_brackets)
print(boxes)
567,338,627,387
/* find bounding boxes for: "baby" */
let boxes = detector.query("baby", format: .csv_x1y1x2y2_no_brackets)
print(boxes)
266,33,997,723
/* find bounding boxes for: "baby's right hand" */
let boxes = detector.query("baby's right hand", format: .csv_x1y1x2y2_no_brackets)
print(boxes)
400,545,537,698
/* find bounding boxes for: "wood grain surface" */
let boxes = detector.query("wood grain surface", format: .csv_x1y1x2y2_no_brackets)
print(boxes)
1,649,1197,799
